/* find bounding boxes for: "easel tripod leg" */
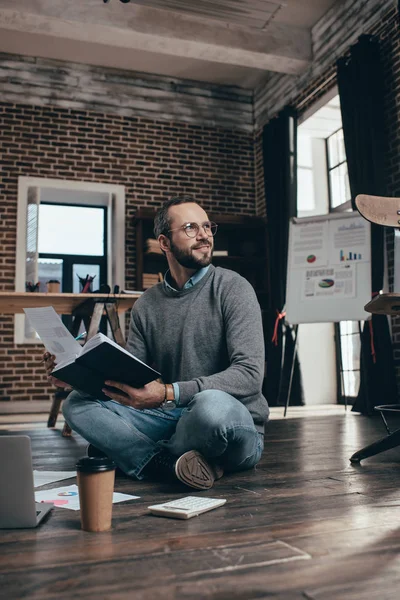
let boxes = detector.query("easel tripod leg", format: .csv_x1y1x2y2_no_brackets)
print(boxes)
284,325,299,417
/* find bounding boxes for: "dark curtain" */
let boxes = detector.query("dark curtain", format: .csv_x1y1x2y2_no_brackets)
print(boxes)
262,107,303,407
337,34,397,414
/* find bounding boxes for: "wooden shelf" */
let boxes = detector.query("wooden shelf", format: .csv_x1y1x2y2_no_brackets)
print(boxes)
213,255,265,263
133,209,270,309
0,292,141,315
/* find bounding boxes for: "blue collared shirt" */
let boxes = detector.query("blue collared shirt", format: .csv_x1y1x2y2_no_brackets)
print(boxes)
163,265,210,293
163,266,210,404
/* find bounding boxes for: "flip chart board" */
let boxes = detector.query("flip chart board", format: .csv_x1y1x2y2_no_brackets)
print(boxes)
285,212,371,324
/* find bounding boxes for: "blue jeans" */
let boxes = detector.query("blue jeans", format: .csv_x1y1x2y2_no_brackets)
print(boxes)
62,389,264,479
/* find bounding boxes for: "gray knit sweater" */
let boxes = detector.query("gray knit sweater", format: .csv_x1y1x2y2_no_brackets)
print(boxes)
126,265,269,432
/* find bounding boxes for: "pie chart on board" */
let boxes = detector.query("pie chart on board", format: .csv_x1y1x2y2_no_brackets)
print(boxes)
318,279,334,288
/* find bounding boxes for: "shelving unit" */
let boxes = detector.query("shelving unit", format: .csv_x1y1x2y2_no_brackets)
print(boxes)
133,208,270,308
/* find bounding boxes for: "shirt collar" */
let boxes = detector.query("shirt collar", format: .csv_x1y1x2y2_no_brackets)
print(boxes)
164,265,210,292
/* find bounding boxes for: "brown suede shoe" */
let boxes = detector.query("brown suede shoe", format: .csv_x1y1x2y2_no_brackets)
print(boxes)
175,450,223,490
144,449,224,490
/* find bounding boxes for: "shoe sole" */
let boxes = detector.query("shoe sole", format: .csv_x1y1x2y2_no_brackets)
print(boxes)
356,194,400,227
175,450,215,490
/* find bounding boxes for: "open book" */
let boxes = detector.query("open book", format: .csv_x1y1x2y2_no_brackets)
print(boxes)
24,307,160,400
52,333,160,399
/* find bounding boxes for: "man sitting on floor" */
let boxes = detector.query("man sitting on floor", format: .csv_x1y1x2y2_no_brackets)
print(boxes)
44,195,269,490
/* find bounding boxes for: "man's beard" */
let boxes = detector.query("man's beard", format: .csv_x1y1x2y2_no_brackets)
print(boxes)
170,238,213,269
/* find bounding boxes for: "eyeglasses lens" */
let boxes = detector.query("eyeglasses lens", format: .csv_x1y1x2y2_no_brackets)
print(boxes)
184,222,217,237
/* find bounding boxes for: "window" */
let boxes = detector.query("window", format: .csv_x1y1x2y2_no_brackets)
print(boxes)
297,91,360,405
15,177,126,344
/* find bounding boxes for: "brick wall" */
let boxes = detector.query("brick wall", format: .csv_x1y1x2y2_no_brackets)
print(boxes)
0,102,255,404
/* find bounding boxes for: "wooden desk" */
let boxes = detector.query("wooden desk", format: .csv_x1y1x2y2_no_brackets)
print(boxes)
0,292,141,315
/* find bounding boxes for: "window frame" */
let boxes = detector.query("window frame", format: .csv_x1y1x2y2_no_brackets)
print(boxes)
38,201,108,293
15,177,126,344
326,127,351,212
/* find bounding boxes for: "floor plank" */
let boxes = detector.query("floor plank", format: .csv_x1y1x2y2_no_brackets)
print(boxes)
1,411,400,599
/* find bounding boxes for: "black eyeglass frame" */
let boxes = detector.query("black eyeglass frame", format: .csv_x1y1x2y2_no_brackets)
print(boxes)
167,221,218,238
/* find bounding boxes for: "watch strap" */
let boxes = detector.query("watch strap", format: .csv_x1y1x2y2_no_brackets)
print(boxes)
164,383,175,402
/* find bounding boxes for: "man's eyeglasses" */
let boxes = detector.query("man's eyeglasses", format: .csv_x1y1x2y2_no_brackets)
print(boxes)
168,221,218,238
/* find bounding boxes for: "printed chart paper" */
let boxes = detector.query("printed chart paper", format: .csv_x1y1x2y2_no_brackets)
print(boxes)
329,216,370,264
23,306,81,362
35,484,139,510
302,264,356,300
33,470,76,488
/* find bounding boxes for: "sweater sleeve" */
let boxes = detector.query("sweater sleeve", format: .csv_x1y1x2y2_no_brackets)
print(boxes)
176,276,265,406
126,304,151,366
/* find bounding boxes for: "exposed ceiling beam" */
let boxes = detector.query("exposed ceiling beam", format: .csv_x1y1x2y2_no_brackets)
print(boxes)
0,6,312,76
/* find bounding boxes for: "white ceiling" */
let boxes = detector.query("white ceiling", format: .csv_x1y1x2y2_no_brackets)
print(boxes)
0,0,343,89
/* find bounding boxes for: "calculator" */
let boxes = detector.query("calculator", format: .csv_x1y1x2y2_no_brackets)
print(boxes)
148,496,227,519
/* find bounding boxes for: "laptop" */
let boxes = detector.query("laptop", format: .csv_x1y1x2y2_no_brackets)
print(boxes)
0,435,53,528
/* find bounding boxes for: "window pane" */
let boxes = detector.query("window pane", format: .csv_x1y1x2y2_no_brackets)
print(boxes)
38,205,105,256
340,321,359,335
337,128,346,163
38,258,63,293
343,370,360,398
330,166,341,207
342,163,351,202
297,136,313,168
341,335,352,371
327,131,339,168
341,333,361,371
73,264,100,293
297,168,315,211
330,163,350,208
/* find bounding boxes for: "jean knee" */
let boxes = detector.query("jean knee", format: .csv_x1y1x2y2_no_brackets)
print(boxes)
62,391,82,424
189,390,244,431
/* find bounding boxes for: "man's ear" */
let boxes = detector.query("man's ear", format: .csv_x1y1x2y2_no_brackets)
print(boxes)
158,234,170,253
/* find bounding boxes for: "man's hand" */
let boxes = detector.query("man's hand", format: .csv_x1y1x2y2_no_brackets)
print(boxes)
102,379,165,410
41,352,72,389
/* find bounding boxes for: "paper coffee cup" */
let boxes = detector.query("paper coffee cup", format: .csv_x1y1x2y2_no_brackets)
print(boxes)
76,456,116,532
46,281,60,293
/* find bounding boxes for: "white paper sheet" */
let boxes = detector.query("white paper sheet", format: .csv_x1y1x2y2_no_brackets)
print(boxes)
33,470,76,488
35,484,139,510
24,306,82,362
290,220,329,269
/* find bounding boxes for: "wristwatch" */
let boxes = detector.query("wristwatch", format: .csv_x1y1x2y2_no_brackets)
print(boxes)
160,383,177,410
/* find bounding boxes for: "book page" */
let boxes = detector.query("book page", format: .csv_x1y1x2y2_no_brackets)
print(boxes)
24,306,82,362
81,332,152,368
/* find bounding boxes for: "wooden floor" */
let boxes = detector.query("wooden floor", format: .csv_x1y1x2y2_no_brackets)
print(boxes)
1,409,400,599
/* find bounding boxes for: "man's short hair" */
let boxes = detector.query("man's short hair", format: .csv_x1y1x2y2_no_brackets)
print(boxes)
153,195,196,238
